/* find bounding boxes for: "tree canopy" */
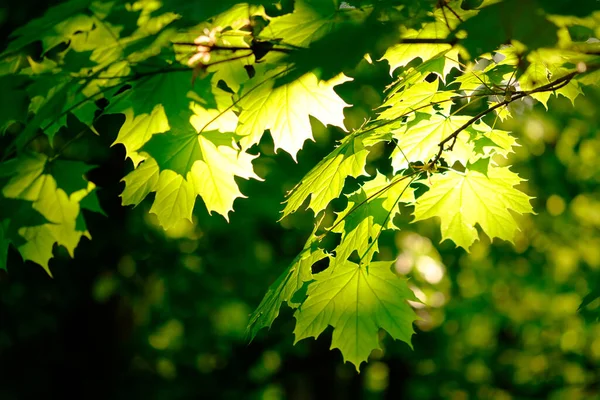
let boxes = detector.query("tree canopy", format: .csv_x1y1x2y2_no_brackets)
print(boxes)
1,0,600,380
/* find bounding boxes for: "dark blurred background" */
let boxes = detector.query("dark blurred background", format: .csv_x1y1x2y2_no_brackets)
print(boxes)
2,2,600,399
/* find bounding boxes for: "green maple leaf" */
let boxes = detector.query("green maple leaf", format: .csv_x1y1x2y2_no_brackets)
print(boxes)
236,66,351,160
547,65,583,106
519,52,552,108
108,68,215,165
381,22,460,80
391,114,475,172
0,197,49,270
379,79,456,121
141,82,260,222
294,260,417,371
470,121,518,160
264,0,349,47
124,79,257,225
121,158,160,207
452,63,514,96
0,153,96,274
380,2,476,78
247,236,328,340
149,170,196,230
412,165,534,250
188,133,261,219
331,172,415,263
283,134,369,218
144,130,261,222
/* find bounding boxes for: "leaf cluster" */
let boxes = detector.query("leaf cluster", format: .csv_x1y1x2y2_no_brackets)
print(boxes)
1,0,599,370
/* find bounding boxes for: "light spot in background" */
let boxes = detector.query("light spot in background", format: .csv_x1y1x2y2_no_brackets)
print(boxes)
562,362,587,385
196,353,218,373
570,194,600,227
179,239,198,254
399,232,433,254
395,252,413,274
212,301,251,338
156,357,177,380
466,315,496,349
551,293,580,316
525,118,544,138
578,238,600,267
364,362,389,392
552,247,579,283
149,319,184,350
466,359,491,383
262,351,282,373
261,384,284,400
416,359,436,375
529,354,548,374
429,292,446,307
182,254,202,272
546,194,566,216
560,329,583,353
254,241,274,264
93,273,119,303
416,255,445,284
250,350,282,382
118,255,136,278
590,338,600,360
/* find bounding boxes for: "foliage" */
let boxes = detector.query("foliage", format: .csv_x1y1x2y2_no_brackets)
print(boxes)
1,0,599,372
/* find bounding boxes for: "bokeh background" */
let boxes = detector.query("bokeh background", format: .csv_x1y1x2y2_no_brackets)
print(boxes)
1,2,600,399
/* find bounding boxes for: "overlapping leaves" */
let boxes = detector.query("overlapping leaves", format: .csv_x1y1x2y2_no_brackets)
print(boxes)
1,0,599,372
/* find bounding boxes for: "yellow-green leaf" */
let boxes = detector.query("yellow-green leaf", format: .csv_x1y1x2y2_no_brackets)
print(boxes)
294,260,417,371
412,166,534,250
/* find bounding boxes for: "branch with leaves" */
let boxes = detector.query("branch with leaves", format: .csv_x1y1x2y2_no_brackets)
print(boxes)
1,0,599,372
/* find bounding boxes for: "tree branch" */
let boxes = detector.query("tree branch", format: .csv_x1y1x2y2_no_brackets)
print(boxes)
430,64,599,167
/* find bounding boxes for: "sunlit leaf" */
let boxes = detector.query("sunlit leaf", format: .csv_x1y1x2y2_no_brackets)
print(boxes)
412,166,534,250
294,260,417,371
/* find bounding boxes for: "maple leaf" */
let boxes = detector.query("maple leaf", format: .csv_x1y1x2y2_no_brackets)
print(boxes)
469,121,518,160
379,79,456,121
294,260,417,371
381,27,459,80
452,63,514,97
391,114,475,172
283,134,369,218
412,165,534,250
0,197,49,271
120,158,160,207
124,80,259,226
149,170,196,230
0,153,96,274
519,52,552,108
236,66,351,160
143,129,261,224
331,172,415,263
247,236,328,339
263,0,349,47
108,68,215,166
